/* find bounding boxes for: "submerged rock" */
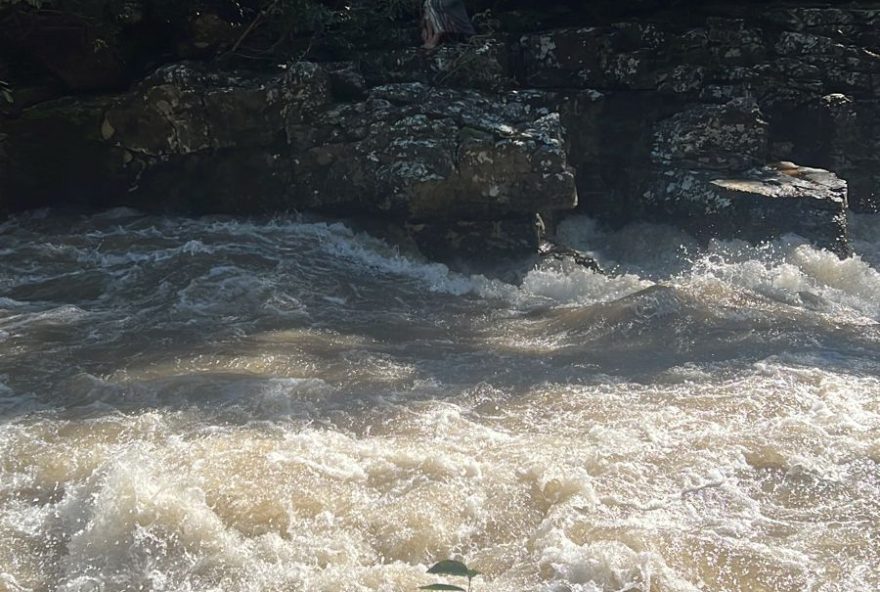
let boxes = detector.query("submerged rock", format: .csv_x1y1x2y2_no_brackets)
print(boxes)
537,240,604,274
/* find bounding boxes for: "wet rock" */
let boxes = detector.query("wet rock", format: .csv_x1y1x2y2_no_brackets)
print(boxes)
3,60,577,259
538,240,604,274
644,163,849,255
406,216,544,261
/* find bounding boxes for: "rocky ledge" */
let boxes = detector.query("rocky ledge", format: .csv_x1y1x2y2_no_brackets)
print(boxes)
2,61,575,259
2,1,878,261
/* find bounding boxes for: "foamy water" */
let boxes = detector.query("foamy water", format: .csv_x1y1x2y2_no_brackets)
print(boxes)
1,210,878,592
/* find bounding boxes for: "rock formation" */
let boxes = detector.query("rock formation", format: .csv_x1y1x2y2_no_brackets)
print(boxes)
2,1,878,260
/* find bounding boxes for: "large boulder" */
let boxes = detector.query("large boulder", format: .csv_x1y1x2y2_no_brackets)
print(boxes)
638,98,850,253
1,96,132,211
104,61,331,157
644,163,849,255
94,63,578,226
284,82,576,221
650,97,769,171
2,60,577,259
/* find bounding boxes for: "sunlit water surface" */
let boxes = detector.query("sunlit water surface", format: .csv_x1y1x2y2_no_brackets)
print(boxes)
1,209,879,592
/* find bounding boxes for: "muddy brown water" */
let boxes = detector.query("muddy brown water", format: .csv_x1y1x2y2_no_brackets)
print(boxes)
1,209,878,592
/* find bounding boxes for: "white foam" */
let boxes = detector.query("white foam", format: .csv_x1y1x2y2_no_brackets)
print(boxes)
2,210,880,592
556,216,880,320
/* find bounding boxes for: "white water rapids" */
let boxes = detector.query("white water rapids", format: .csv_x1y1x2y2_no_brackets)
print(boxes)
1,209,878,592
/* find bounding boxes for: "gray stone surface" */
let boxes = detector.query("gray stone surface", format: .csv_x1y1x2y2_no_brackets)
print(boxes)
3,61,575,259
519,7,880,217
644,163,849,255
4,2,880,260
99,62,576,221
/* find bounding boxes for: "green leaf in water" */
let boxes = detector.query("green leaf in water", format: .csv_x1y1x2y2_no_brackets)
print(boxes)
419,585,467,591
427,560,472,578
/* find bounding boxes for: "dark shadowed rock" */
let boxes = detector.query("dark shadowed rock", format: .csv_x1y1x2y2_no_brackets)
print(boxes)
406,216,544,260
4,1,880,262
651,98,768,171
538,240,603,274
0,130,7,213
778,93,880,213
325,62,368,101
3,60,576,259
360,40,512,91
103,62,322,158
1,97,132,211
181,12,240,57
95,62,578,224
288,82,576,220
520,24,668,90
0,9,129,92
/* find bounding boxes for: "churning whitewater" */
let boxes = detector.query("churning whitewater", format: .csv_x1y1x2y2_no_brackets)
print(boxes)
1,209,878,592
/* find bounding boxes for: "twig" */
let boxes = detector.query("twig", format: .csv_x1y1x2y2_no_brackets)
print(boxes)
226,0,280,57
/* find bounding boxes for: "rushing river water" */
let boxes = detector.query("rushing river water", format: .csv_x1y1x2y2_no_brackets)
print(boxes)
1,209,879,592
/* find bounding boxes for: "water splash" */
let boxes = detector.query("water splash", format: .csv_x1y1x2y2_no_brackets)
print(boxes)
1,209,879,592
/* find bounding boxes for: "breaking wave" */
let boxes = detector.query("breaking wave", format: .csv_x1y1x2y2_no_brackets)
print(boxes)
1,209,878,592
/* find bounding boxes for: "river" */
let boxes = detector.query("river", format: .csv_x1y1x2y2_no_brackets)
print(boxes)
1,208,878,592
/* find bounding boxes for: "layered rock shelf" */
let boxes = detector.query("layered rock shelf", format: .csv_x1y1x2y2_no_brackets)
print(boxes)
2,1,879,260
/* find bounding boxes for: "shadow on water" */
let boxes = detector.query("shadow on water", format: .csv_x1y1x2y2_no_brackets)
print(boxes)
3,281,880,425
3,210,880,424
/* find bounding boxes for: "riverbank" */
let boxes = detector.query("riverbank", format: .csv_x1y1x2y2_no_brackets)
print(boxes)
2,1,879,261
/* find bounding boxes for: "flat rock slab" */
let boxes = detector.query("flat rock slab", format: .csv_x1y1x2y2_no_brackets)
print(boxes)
647,163,849,255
